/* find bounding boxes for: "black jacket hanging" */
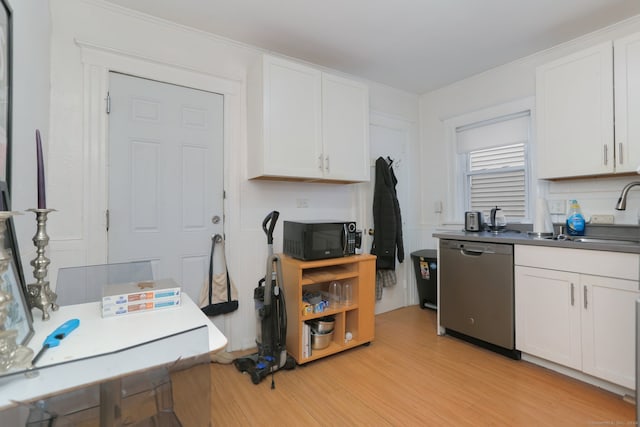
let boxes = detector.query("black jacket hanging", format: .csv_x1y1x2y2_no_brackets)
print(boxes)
371,156,404,270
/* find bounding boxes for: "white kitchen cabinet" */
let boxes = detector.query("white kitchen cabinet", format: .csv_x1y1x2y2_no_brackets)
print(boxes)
515,245,640,389
613,32,640,173
536,42,614,179
247,54,369,183
536,31,640,179
247,55,323,180
581,275,638,389
515,266,581,370
321,73,369,181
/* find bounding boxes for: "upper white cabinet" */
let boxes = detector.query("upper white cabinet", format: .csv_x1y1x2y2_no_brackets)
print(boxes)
247,56,323,180
614,32,640,174
536,42,614,179
321,73,370,181
247,55,369,183
536,32,640,179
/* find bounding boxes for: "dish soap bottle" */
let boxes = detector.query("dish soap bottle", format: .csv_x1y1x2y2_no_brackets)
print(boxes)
566,199,585,236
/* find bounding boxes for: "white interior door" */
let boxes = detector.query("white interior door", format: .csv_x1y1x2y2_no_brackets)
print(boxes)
365,118,409,314
107,72,224,301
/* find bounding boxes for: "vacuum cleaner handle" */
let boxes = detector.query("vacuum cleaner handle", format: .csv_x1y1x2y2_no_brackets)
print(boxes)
262,211,279,245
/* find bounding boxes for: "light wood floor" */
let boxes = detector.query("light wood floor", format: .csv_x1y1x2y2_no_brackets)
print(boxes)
210,305,634,426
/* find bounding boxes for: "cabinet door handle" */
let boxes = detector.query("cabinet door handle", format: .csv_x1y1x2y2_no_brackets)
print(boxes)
325,155,330,173
603,145,608,165
618,142,624,165
583,285,588,309
570,283,575,306
318,155,323,171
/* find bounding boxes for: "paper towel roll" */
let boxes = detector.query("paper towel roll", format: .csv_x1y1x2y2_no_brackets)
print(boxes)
534,198,554,233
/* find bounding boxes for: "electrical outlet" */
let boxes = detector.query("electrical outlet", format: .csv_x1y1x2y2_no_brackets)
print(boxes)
591,214,614,224
548,200,566,215
296,198,309,208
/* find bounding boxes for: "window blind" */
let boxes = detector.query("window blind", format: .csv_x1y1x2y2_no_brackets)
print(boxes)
467,143,527,220
456,111,530,154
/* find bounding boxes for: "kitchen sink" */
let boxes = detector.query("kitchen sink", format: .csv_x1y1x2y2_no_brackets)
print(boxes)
544,236,640,245
571,237,640,246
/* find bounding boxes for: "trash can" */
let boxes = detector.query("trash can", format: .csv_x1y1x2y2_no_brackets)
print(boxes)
410,249,437,310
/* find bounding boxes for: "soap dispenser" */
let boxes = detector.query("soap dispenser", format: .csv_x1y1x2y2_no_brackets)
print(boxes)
566,199,585,236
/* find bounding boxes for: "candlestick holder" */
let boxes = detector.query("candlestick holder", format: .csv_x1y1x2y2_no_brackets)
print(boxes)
26,208,58,321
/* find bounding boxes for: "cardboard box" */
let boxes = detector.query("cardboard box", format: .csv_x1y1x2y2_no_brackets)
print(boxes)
102,278,181,306
102,296,181,317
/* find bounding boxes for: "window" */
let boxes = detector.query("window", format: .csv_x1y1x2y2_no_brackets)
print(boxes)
457,111,531,222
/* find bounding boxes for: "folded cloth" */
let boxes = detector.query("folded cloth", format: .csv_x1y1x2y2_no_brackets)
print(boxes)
375,269,397,300
378,269,396,287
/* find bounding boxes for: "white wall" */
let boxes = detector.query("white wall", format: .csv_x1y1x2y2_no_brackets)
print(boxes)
0,1,51,423
419,14,640,248
35,0,419,350
8,0,51,276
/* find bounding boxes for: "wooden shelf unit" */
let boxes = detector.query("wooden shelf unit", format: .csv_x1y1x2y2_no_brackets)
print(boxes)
280,254,375,364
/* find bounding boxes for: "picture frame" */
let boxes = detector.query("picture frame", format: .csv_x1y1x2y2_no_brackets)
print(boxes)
0,181,25,297
0,258,33,345
0,181,32,345
0,0,10,192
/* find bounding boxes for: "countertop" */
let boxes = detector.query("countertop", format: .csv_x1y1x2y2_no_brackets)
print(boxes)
432,229,640,254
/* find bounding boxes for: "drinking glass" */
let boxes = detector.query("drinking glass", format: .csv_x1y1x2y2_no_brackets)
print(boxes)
342,282,353,305
328,281,341,305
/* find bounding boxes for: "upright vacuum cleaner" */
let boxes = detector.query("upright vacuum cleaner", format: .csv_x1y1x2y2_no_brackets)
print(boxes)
234,211,295,387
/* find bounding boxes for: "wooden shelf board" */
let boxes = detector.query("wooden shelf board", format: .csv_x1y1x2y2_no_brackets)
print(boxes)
301,267,358,285
297,339,371,364
300,304,359,320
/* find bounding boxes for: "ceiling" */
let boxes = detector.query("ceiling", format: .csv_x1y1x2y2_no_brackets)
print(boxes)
104,0,640,94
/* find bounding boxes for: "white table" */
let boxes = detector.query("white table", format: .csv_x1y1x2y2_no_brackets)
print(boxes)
0,294,227,411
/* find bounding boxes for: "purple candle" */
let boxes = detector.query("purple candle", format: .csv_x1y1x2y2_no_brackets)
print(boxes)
36,130,46,209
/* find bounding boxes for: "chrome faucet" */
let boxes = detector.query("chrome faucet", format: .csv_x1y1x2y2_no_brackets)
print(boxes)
615,181,640,210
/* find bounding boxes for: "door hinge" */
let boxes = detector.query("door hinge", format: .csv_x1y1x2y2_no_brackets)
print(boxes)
105,92,111,114
106,209,110,231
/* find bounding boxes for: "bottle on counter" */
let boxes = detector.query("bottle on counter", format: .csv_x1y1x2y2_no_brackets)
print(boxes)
566,199,585,236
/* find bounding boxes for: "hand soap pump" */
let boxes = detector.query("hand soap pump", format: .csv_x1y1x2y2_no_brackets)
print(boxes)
566,199,585,236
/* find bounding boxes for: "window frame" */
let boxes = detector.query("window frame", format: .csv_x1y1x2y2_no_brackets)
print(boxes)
443,97,536,225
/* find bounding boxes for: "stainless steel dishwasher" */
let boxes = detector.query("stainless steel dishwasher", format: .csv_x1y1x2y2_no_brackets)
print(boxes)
439,239,520,359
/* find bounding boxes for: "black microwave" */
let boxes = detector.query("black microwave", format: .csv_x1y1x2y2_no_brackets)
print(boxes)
283,220,358,261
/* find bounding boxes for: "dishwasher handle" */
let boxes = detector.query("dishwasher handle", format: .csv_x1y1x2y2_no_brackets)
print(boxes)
459,245,495,256
461,248,487,256
441,240,508,256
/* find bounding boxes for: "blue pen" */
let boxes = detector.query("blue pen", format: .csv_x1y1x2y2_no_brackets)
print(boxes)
31,318,80,366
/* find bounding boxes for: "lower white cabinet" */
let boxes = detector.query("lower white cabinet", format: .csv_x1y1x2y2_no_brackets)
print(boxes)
515,266,581,370
581,275,638,388
515,245,640,389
